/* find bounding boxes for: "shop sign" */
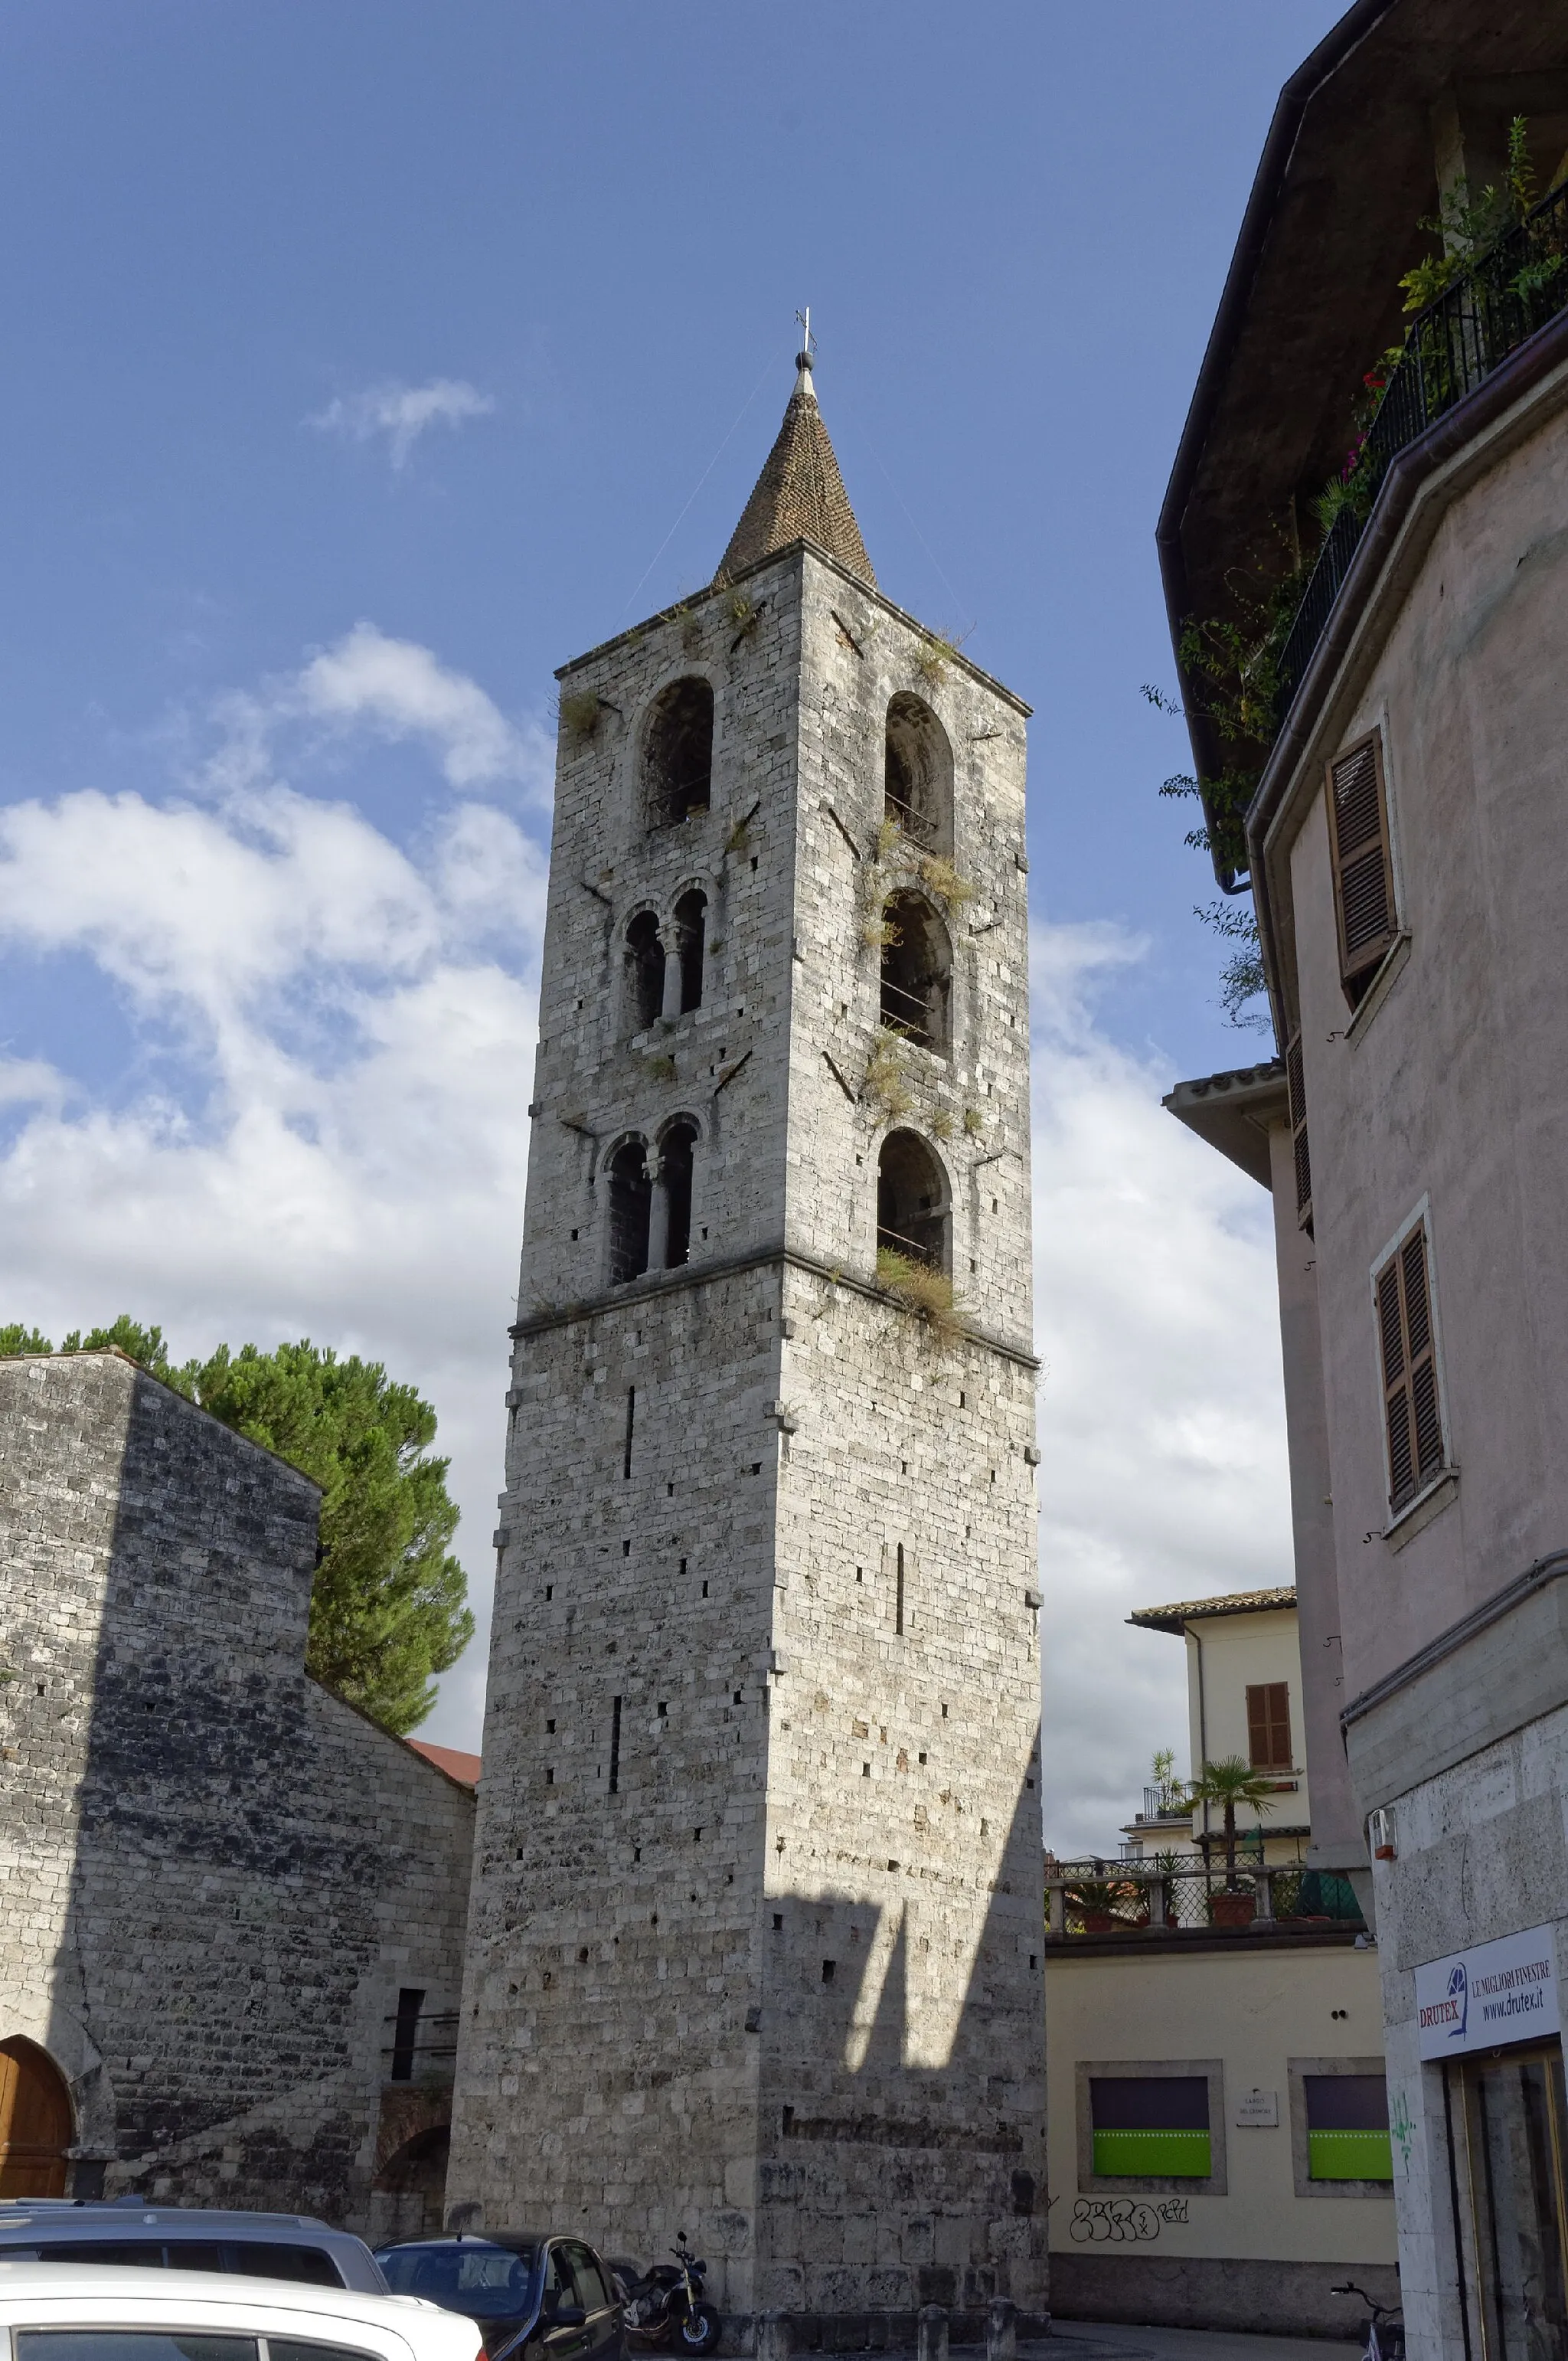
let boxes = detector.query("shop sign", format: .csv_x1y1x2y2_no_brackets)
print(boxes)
1415,1924,1560,2059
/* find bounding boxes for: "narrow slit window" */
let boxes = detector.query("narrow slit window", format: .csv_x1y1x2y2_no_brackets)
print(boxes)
1376,1219,1447,1514
895,1543,906,1637
623,1386,635,1479
389,1987,424,2083
609,1695,622,1795
1327,733,1397,1007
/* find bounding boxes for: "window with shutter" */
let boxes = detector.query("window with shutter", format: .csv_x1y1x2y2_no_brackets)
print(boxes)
1327,733,1397,1006
1285,1031,1312,1230
1246,1681,1292,1771
1375,1221,1447,1514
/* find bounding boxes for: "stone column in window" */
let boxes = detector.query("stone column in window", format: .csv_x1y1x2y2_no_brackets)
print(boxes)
646,1152,670,1270
658,928,684,1021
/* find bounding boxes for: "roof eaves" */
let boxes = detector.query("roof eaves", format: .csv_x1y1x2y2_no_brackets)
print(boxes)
1163,1058,1287,1190
1155,0,1400,888
1129,1587,1298,1635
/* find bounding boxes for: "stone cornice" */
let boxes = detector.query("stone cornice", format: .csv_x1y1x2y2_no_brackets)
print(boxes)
511,1239,1040,1371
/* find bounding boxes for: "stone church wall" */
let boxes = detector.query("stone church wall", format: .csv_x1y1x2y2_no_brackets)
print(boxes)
0,1349,474,2230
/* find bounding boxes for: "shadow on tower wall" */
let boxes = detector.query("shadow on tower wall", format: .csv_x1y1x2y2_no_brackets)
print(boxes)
752,1765,1047,2330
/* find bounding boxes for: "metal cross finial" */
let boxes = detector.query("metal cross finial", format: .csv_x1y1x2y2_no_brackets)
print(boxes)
795,306,814,363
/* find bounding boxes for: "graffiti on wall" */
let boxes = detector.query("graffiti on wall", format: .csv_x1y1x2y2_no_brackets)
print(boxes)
1070,2196,1190,2242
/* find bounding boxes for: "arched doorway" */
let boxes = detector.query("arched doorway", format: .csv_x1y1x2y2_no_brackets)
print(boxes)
367,2124,450,2246
0,2039,72,2197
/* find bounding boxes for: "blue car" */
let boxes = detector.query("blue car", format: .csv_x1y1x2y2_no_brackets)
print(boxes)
376,2235,622,2361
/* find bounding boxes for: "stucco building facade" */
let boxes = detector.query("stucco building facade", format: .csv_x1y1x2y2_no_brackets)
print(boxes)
0,1348,474,2234
1161,5,1568,2355
1046,1588,1393,2336
446,352,1048,2339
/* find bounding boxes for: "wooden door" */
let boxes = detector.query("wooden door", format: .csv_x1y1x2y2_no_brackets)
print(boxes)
0,2039,72,2196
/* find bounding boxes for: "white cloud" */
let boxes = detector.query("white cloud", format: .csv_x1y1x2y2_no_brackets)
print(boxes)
0,632,549,1749
296,623,550,796
1031,924,1292,1859
0,661,1292,1793
309,378,495,471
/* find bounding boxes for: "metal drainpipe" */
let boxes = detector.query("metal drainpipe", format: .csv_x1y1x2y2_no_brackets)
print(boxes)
1191,1622,1211,1853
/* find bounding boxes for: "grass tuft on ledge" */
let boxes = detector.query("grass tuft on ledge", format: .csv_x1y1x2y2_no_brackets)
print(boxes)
875,1248,962,1338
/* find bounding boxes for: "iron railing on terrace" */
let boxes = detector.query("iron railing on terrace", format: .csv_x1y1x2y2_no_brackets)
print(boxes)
1276,175,1568,713
1044,1857,1364,1937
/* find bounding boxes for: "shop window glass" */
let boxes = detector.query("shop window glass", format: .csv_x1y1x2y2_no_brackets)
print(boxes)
1089,2075,1210,2177
1305,2074,1392,2180
1451,2045,1568,2361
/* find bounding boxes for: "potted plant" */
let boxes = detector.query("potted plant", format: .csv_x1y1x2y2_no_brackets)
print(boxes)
1181,1757,1281,1927
1065,1877,1149,1933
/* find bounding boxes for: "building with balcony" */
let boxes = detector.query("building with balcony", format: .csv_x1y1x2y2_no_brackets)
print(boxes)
1160,4,1568,2354
1120,1589,1311,1869
1044,1587,1392,2336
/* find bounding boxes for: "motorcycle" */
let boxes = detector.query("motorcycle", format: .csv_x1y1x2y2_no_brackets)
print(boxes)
613,2234,721,2355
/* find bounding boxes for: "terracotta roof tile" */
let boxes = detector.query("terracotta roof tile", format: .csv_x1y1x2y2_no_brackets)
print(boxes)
714,354,875,590
1127,1586,1296,1635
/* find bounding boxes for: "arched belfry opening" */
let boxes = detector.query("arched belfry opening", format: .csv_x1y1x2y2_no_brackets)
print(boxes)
884,692,953,856
877,1130,949,1272
880,892,951,1053
673,889,707,1014
655,1120,699,1270
0,2039,72,2198
624,911,665,1032
606,1140,653,1285
644,678,714,830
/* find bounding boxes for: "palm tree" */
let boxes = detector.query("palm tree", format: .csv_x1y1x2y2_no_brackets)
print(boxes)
1183,1755,1280,1886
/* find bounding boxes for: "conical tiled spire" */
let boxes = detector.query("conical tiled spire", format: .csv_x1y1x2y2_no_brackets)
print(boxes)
714,347,876,590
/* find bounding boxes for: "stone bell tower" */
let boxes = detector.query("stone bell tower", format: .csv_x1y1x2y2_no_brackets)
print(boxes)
449,342,1047,2334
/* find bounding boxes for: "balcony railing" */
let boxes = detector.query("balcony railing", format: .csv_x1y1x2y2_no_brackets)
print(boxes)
1044,1857,1364,1938
1277,175,1568,714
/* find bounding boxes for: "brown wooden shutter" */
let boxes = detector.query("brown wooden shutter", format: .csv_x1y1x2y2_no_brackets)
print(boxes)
1376,1221,1446,1513
1327,734,1397,1005
1246,1681,1292,1771
1285,1031,1312,1228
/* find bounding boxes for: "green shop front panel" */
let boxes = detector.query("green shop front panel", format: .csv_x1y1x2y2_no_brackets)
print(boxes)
1092,2128,1212,2176
1308,2127,1393,2180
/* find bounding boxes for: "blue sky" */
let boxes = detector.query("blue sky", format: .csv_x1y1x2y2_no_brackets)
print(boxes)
0,2,1346,1849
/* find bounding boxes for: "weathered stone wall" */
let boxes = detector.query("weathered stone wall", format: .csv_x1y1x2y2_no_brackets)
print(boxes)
452,541,1045,2324
0,1349,475,2229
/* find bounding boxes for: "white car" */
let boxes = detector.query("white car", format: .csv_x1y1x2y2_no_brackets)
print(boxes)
0,2264,485,2361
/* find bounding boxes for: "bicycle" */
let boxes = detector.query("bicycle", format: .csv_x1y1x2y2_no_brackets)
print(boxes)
1332,2281,1405,2361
